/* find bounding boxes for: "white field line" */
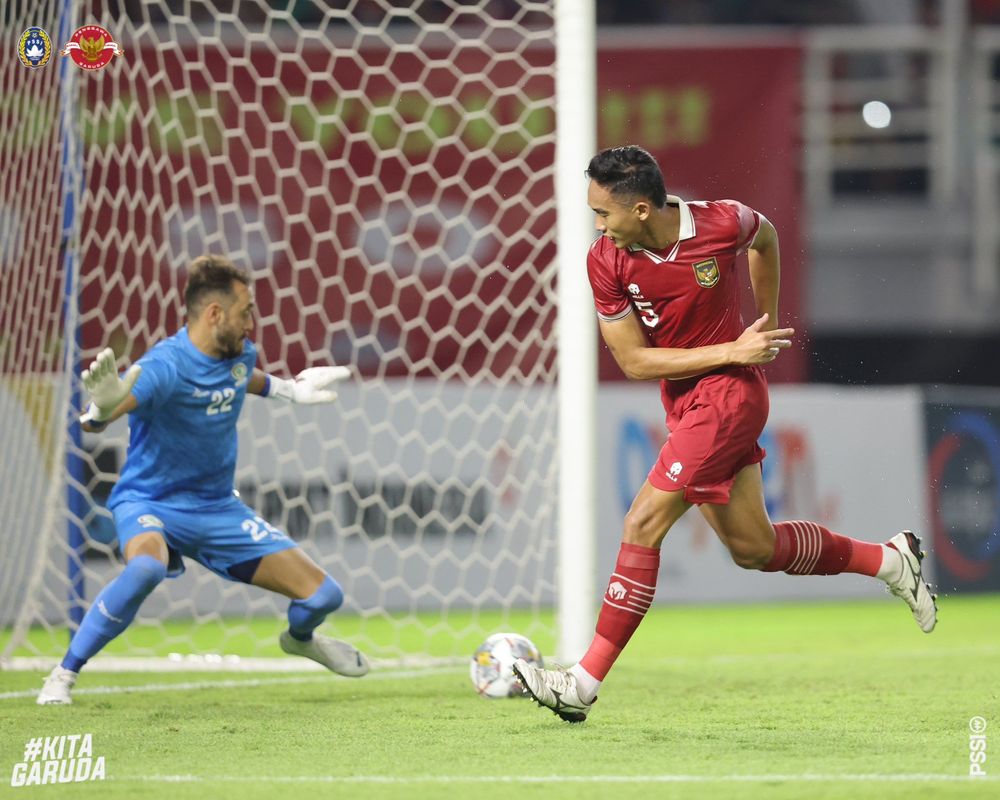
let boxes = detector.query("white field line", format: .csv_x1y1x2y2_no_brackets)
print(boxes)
8,642,996,676
2,654,464,672
126,774,997,785
5,643,997,700
0,666,463,701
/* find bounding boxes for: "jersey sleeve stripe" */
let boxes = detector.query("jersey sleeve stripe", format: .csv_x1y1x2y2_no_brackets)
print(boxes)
737,211,763,254
596,307,634,322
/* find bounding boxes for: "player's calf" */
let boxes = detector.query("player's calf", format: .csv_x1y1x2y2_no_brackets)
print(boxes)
286,575,343,642
279,575,369,677
726,539,774,570
59,555,167,675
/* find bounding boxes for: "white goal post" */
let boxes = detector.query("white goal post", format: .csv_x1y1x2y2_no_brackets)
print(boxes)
1,0,596,670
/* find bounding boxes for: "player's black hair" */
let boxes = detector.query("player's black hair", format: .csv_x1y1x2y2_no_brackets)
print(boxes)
585,145,668,209
184,254,250,318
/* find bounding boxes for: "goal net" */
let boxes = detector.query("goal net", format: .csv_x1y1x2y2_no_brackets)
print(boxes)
1,0,562,670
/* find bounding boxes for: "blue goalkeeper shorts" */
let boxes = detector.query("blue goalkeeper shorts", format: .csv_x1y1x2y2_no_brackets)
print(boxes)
111,494,296,582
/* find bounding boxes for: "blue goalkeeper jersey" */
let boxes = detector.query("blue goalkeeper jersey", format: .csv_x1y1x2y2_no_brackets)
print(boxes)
108,328,258,508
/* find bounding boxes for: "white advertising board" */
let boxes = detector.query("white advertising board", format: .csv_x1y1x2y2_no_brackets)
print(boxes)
596,383,928,602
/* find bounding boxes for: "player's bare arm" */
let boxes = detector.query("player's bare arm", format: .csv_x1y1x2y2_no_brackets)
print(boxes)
747,217,780,329
598,311,795,382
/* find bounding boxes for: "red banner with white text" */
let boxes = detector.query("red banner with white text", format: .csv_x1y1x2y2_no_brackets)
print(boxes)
61,37,804,382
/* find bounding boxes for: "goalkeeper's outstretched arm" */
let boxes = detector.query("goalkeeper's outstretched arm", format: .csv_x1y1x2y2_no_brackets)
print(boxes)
248,366,352,404
79,348,141,433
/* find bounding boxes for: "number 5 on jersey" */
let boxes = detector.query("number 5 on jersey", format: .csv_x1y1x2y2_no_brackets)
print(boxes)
635,300,659,328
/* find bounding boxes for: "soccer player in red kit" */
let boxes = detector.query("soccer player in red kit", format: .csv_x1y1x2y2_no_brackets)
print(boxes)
513,145,937,723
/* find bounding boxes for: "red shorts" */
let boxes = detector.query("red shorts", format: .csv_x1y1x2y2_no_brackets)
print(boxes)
646,366,769,504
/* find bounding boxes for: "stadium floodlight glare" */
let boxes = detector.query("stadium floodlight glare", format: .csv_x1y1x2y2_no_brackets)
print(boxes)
862,100,892,129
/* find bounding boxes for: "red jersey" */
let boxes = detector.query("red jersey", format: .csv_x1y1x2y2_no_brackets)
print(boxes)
587,196,762,349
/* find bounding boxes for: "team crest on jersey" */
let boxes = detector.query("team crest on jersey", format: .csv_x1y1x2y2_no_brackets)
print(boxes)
692,257,720,288
230,363,248,385
60,25,124,70
18,28,52,68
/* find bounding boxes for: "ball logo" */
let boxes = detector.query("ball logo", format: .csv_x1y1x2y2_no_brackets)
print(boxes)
18,28,52,68
60,25,124,71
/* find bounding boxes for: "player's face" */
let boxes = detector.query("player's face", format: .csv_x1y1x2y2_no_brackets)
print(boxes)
588,180,645,249
215,281,255,359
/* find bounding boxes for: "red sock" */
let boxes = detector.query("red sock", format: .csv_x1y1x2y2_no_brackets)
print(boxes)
762,520,883,576
578,542,660,681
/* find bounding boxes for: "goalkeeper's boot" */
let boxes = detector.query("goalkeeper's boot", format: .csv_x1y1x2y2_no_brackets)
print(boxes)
279,630,370,677
512,659,595,723
37,666,78,705
884,530,937,633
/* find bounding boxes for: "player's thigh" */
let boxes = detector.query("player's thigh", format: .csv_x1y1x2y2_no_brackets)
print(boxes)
185,498,298,584
251,546,326,600
113,502,171,565
698,463,775,562
123,531,169,564
622,479,692,548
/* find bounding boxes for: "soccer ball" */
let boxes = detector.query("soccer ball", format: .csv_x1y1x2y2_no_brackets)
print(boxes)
470,632,544,698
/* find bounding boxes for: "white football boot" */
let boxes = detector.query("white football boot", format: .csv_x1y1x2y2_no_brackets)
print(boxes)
512,659,595,723
37,666,78,705
279,630,370,677
884,530,938,633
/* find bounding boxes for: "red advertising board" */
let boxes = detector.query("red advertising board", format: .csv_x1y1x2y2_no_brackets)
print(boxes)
596,44,805,383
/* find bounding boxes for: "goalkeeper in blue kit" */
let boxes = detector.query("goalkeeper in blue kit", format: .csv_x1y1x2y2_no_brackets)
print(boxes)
38,255,368,705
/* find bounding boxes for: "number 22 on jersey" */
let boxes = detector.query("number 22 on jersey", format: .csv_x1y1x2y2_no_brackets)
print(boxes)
206,388,235,415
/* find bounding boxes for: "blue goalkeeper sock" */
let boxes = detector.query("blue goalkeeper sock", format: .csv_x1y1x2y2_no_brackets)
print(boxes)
287,576,344,642
61,555,166,672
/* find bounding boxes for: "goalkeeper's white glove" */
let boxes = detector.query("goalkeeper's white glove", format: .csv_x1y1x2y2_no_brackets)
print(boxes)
266,366,351,404
80,347,142,424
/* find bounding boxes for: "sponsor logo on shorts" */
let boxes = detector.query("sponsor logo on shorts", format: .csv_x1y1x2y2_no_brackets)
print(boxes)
666,461,683,482
137,514,164,528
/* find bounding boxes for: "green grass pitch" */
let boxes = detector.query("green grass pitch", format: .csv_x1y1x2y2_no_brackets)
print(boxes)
1,594,998,799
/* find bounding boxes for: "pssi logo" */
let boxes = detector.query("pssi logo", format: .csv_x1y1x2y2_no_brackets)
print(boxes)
18,28,52,68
